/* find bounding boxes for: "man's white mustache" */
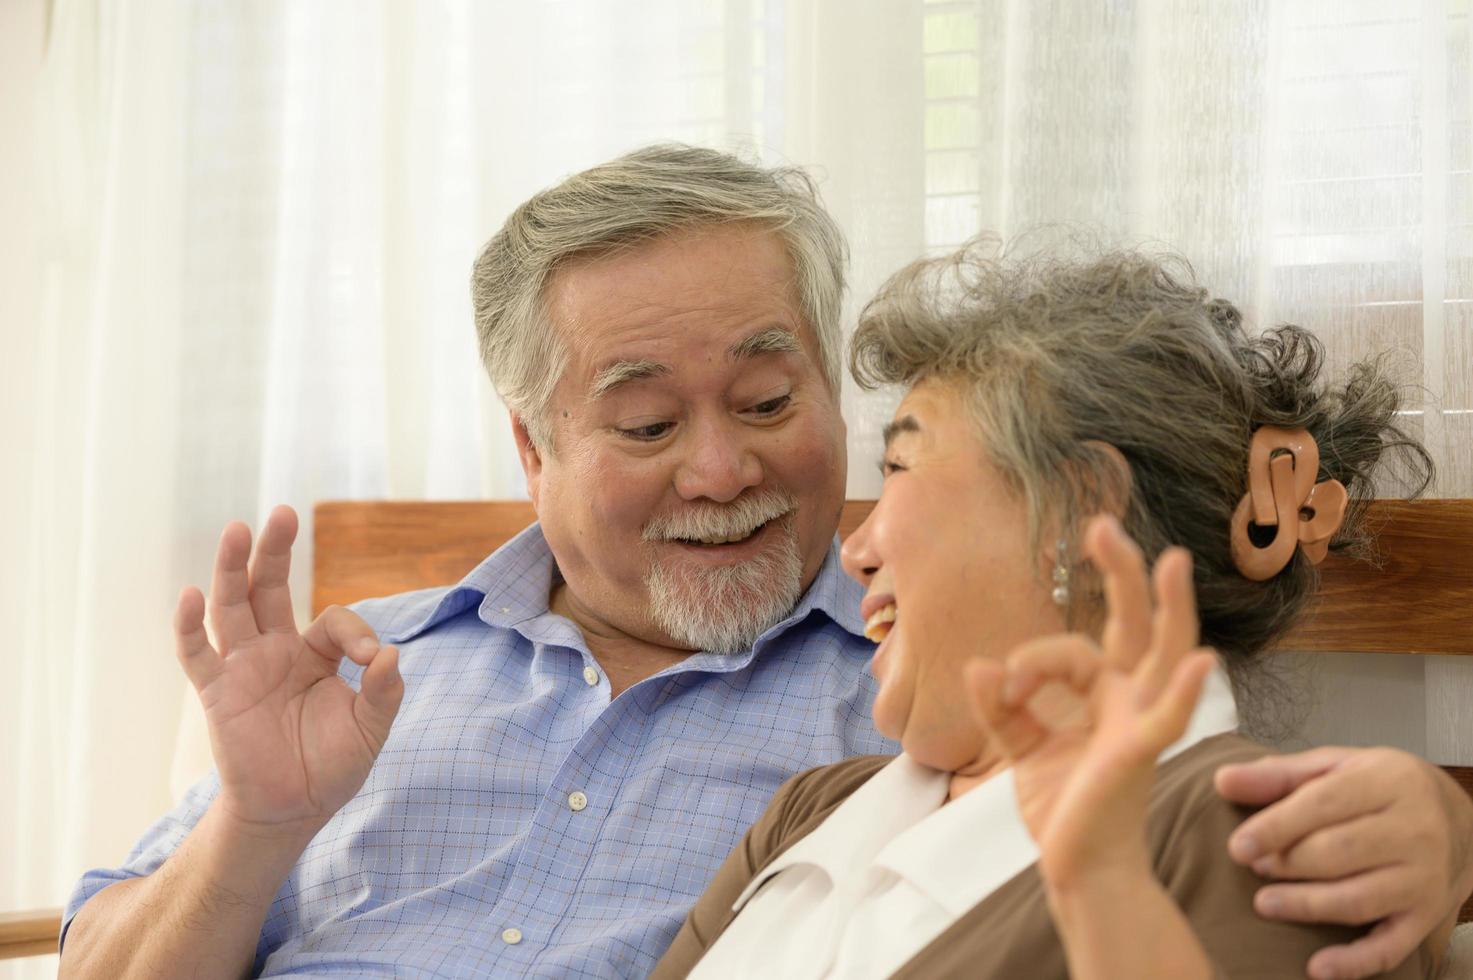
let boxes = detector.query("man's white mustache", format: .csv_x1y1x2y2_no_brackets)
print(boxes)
642,490,796,542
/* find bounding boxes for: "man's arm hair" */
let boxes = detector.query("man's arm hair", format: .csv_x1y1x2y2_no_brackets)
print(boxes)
60,802,321,980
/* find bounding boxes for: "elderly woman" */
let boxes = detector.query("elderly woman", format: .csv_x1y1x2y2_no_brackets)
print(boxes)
652,242,1442,978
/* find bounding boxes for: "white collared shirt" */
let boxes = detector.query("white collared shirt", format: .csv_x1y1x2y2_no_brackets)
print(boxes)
689,666,1239,979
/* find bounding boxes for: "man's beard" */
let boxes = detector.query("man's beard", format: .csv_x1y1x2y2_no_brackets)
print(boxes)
642,489,805,654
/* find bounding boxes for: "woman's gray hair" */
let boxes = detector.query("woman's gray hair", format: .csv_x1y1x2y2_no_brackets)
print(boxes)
850,236,1433,676
471,144,848,449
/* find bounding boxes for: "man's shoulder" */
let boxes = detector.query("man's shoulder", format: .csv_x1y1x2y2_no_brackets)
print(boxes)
348,585,472,640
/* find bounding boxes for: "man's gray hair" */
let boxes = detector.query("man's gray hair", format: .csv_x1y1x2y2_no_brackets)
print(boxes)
470,144,848,448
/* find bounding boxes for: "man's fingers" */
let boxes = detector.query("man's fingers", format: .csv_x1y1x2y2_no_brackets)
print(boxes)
248,505,299,634
354,645,404,750
1000,635,1100,708
1215,745,1357,808
1247,813,1403,881
174,585,223,691
302,605,383,670
1084,515,1152,672
965,659,1048,762
1254,864,1418,927
208,521,261,653
1225,756,1387,863
1304,914,1426,980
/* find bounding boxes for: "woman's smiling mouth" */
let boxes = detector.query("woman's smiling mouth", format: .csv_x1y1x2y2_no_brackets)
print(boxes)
861,595,898,642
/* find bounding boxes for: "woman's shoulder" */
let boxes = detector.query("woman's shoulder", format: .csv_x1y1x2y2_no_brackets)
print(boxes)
1145,733,1435,978
760,753,896,842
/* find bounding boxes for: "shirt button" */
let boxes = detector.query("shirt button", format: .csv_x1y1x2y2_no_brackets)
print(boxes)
568,791,588,812
502,927,522,945
582,666,600,687
501,606,511,614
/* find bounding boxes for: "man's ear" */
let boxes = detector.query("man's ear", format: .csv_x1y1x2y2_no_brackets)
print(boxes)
510,412,544,507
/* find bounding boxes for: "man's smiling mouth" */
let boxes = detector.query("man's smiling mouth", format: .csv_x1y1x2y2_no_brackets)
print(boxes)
673,518,773,547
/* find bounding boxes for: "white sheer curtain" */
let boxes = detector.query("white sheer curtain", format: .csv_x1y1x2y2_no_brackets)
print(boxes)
4,1,1468,974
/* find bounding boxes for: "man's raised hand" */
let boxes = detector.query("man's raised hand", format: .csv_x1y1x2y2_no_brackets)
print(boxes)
173,504,404,836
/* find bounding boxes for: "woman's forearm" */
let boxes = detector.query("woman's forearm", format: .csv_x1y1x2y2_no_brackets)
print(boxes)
1043,852,1214,980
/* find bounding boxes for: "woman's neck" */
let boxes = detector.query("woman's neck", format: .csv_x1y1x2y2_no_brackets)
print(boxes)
945,750,1010,802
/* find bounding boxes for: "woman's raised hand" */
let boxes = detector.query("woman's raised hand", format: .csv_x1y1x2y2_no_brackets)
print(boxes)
173,505,405,836
964,515,1216,886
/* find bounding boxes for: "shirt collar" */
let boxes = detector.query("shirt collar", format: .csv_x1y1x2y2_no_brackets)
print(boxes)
378,522,870,656
877,662,1239,916
732,662,1239,916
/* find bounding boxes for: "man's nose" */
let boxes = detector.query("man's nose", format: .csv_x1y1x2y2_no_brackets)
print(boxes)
674,418,763,503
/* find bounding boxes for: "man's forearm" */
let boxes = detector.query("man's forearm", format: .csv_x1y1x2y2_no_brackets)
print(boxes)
60,802,321,980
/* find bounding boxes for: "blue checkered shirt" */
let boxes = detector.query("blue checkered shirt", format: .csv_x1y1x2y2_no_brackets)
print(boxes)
64,523,894,977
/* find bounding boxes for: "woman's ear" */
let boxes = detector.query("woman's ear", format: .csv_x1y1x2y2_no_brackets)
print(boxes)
1077,440,1133,520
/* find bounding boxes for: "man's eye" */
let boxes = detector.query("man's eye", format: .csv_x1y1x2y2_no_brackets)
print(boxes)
878,458,906,478
618,421,674,441
749,394,791,416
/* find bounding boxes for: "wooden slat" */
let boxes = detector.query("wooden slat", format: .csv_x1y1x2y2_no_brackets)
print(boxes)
0,908,59,960
313,501,540,617
315,500,1473,657
312,500,883,616
1281,500,1473,656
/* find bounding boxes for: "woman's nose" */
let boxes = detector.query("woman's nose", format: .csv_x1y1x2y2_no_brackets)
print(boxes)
840,507,882,585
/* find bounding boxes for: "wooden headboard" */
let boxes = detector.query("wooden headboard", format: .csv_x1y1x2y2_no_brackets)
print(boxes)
313,499,1473,656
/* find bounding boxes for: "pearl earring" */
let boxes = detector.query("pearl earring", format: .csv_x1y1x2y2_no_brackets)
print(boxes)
1051,538,1070,606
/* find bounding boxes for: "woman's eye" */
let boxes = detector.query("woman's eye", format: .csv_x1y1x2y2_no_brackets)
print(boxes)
749,394,791,416
618,421,674,441
878,457,906,478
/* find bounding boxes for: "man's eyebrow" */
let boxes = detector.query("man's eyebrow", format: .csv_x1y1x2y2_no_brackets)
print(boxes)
727,326,801,362
589,359,671,399
882,415,921,447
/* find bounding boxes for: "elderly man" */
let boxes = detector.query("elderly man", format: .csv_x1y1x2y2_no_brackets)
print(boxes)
61,145,1472,978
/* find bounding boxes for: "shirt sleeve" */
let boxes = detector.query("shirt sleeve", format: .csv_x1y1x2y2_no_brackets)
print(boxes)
59,769,221,950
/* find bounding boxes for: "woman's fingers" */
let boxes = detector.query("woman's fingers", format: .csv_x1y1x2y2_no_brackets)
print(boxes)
1138,650,1214,751
1000,635,1101,707
1135,547,1198,705
1084,515,1152,672
247,505,299,634
208,521,261,653
965,658,1049,762
174,585,223,691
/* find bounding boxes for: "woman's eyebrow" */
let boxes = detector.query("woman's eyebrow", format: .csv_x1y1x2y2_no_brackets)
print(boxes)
882,415,921,448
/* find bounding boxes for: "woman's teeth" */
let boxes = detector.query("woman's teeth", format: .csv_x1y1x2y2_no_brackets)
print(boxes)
863,603,897,642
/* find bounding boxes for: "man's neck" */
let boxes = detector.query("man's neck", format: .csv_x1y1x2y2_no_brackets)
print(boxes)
548,583,695,698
